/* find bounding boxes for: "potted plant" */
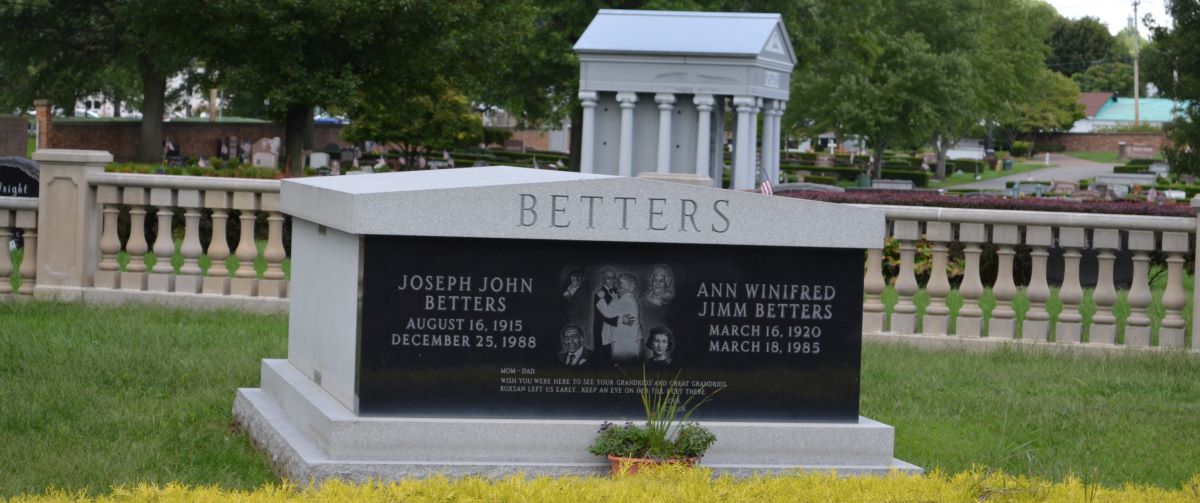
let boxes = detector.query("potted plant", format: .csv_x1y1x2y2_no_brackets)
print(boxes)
587,371,720,475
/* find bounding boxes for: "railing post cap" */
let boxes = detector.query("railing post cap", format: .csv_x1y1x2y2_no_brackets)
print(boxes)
32,149,113,164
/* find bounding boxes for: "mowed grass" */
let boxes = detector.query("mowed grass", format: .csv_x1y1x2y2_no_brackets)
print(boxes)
1065,151,1121,164
0,301,286,497
929,161,1051,189
0,302,1197,496
861,343,1200,488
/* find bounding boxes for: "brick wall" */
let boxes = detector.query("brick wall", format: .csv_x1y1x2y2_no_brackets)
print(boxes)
1043,132,1170,153
0,116,28,157
42,118,347,163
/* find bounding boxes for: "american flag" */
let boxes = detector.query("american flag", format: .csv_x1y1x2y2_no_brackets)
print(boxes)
760,178,773,195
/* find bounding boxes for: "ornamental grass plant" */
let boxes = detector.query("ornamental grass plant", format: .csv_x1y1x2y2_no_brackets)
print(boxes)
587,369,720,461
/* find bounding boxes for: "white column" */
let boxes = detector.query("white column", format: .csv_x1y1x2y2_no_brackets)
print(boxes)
578,91,598,174
748,98,761,188
693,95,714,177
772,101,787,183
760,99,776,186
732,96,756,190
616,92,638,177
655,93,675,174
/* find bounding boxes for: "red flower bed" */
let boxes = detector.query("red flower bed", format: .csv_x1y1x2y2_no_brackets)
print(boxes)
779,190,1197,217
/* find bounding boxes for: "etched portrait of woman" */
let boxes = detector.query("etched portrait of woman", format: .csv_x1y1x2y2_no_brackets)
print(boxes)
644,265,675,307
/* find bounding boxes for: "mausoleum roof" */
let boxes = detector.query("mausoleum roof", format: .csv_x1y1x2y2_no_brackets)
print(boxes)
574,10,796,65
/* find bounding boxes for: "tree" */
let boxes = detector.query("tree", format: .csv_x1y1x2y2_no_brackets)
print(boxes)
997,69,1084,153
0,1,216,162
1147,0,1200,177
1073,62,1137,95
1046,16,1119,76
343,77,483,167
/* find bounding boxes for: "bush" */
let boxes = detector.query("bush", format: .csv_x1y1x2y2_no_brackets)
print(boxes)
1011,141,1031,157
1126,158,1155,167
1115,165,1150,174
803,174,839,185
880,168,929,187
780,190,1195,216
1033,142,1067,153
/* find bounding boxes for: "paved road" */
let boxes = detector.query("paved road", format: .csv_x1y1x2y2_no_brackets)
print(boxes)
947,154,1114,190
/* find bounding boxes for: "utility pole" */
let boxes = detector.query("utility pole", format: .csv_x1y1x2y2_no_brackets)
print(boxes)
1133,0,1141,127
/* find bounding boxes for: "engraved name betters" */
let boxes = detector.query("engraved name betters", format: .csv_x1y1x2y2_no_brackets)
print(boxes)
518,193,731,233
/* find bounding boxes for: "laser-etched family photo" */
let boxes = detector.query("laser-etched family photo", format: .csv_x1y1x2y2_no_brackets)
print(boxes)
557,264,679,368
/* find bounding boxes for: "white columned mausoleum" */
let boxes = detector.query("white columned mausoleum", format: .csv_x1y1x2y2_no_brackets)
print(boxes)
574,10,796,189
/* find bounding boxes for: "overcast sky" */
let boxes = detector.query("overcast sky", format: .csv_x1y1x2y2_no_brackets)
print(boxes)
1045,0,1172,35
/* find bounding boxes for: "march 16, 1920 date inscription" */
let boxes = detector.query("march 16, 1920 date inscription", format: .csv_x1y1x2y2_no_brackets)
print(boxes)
358,235,863,422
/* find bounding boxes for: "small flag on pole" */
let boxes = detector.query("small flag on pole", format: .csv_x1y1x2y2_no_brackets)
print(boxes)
760,179,773,195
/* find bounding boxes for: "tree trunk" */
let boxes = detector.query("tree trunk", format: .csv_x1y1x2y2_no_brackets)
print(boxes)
872,144,886,179
934,135,948,180
568,104,582,171
113,97,122,118
284,104,313,177
137,55,166,163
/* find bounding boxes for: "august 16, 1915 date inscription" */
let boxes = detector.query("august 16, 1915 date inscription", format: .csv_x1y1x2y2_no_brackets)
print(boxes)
358,235,864,422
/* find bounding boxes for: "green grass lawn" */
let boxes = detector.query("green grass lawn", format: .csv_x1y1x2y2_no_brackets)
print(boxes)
1066,151,1121,164
929,162,1051,189
0,302,1196,496
26,135,34,157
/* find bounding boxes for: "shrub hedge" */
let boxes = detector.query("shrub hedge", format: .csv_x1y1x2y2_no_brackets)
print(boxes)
782,190,1196,216
802,174,839,185
12,469,1198,502
1114,165,1150,174
105,163,280,179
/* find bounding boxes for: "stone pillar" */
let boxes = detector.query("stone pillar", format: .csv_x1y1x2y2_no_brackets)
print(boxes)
862,248,885,334
760,99,776,186
955,223,986,337
203,190,232,295
94,186,121,289
147,188,176,292
693,95,714,177
258,192,288,298
654,93,675,174
1125,230,1154,346
1023,226,1053,341
748,98,761,187
34,100,52,149
31,149,112,300
1090,229,1120,345
989,224,1019,339
1055,227,1086,343
231,191,260,297
176,189,204,294
732,96,756,190
120,188,149,291
923,222,953,335
0,216,11,294
1160,232,1189,347
711,97,725,188
891,221,920,334
1192,196,1200,350
616,92,638,177
578,91,598,174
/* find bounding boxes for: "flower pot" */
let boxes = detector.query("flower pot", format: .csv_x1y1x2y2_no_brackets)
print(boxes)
605,454,699,475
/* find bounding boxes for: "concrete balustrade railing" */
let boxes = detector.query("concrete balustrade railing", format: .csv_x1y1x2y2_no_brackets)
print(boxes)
0,196,38,296
25,149,287,312
858,204,1198,351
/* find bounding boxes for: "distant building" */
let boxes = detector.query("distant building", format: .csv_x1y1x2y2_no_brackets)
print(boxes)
1070,92,1183,132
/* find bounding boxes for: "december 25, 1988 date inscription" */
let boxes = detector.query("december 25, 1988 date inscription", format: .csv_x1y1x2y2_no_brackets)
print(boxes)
358,235,864,422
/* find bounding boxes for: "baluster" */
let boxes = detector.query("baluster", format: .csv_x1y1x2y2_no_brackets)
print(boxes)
891,221,920,334
15,210,36,295
230,191,259,297
95,186,122,289
1055,227,1086,343
1023,226,1053,341
202,190,231,295
989,225,1019,339
0,210,11,295
924,222,953,335
1125,230,1155,346
258,192,287,298
1090,229,1120,344
863,248,886,334
175,189,204,293
121,187,149,291
147,188,176,292
955,223,985,337
1159,232,1189,347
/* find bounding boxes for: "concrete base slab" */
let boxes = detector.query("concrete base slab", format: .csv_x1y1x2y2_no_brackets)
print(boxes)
94,270,120,289
32,285,286,313
147,273,175,292
866,332,1198,356
175,275,201,294
119,272,147,291
202,276,229,295
231,277,257,297
234,359,920,482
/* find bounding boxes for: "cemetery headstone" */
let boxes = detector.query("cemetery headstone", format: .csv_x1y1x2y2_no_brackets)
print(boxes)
504,139,525,152
1128,143,1157,159
0,156,38,198
309,152,330,169
233,167,916,481
251,137,281,169
0,117,26,157
815,155,833,168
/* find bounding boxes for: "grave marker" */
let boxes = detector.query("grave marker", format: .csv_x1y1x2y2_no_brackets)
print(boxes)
0,157,38,198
